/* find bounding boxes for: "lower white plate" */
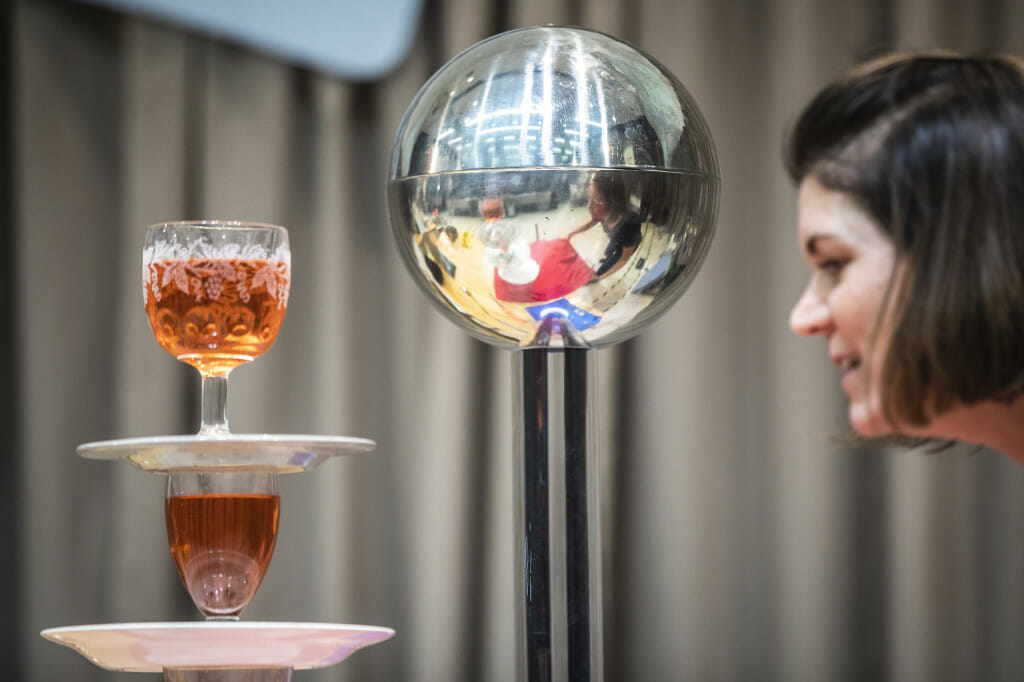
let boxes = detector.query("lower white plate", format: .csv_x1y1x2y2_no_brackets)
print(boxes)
41,622,395,672
77,434,376,473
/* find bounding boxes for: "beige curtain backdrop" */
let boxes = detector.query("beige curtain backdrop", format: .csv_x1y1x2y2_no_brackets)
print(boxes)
7,0,1024,680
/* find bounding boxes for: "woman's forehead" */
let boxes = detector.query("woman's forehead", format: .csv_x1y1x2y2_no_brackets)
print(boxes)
797,177,888,250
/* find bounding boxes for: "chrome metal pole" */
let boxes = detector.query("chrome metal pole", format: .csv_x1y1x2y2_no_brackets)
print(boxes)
513,346,602,682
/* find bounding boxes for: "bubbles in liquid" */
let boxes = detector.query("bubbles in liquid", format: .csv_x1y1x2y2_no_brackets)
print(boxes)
183,550,261,618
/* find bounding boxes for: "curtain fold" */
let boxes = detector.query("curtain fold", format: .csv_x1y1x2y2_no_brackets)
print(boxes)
9,0,1024,680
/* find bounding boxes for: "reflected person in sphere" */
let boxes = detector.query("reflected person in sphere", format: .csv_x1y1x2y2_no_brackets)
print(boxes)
486,194,594,304
787,52,1024,463
569,172,643,280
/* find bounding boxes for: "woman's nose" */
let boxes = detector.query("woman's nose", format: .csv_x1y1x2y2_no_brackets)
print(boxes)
789,285,833,336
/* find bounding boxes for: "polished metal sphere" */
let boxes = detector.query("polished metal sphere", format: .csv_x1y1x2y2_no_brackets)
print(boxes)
388,26,719,349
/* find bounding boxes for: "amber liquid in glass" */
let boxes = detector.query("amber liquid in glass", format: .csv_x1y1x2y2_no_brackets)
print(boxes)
165,493,281,618
144,258,289,375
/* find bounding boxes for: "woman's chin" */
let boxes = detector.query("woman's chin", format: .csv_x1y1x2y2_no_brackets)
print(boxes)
849,401,890,437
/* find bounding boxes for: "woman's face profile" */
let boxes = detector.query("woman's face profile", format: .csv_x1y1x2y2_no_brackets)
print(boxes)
587,185,609,222
789,177,899,436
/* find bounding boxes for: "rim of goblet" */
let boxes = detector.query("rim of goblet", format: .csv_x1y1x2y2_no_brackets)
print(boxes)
147,219,288,232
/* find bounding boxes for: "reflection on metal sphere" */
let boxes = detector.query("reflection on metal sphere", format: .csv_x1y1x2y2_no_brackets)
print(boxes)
388,26,719,349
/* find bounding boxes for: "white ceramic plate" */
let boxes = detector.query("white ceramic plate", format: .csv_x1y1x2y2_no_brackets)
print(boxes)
77,434,376,473
41,622,395,672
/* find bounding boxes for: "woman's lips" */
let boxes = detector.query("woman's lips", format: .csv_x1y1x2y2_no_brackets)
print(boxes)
833,355,861,393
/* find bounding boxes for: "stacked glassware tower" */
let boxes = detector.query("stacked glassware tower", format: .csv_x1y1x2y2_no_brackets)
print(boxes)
41,221,394,682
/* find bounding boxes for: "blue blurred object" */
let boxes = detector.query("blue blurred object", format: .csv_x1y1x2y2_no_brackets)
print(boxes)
526,299,602,332
70,0,424,80
633,251,672,292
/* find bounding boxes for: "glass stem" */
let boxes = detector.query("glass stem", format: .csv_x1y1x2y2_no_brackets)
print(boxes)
199,373,230,437
164,669,293,682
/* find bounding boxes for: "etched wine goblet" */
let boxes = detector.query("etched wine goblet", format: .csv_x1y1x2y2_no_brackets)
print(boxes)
142,221,291,437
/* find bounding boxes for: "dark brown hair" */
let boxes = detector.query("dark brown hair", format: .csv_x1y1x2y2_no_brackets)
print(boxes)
590,171,630,216
786,52,1024,427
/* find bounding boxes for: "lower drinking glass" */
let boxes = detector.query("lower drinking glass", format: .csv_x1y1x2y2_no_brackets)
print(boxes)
165,471,280,619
